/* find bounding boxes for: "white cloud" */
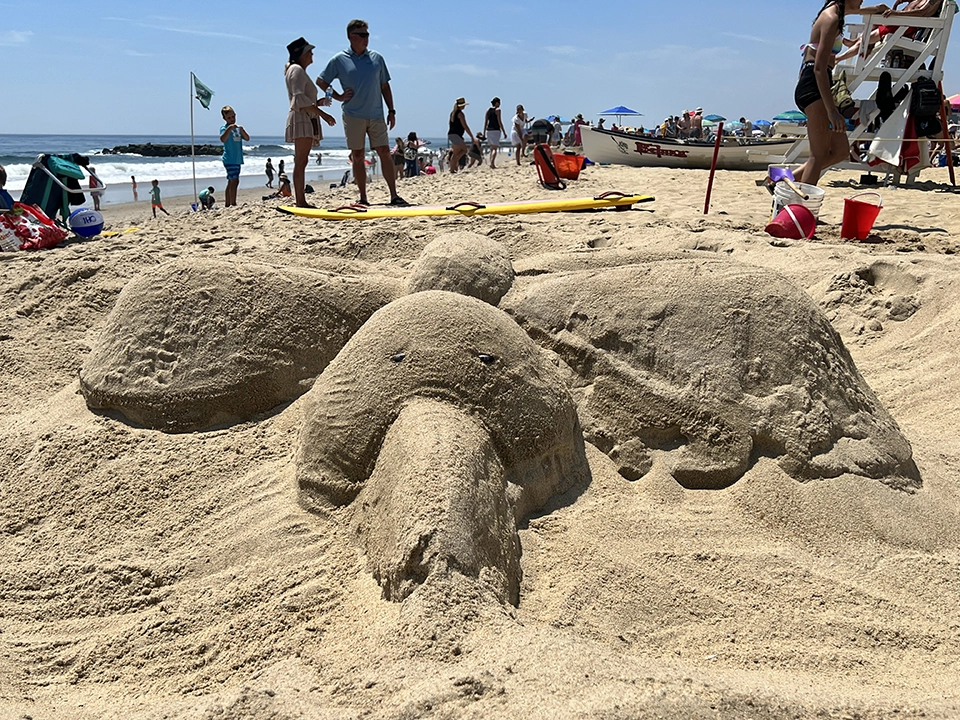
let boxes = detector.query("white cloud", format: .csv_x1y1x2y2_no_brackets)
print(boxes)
103,16,269,45
545,45,580,55
0,30,33,46
721,32,777,45
443,63,498,77
466,39,511,51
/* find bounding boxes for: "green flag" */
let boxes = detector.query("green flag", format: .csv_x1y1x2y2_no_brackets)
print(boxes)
193,74,214,109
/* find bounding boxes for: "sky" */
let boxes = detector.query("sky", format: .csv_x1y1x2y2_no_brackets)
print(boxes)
1,0,957,138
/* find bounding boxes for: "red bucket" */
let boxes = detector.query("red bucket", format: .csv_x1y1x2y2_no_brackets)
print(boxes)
765,203,816,240
841,192,882,240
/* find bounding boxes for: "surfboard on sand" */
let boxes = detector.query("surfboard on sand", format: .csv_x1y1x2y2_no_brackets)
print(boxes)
277,191,654,220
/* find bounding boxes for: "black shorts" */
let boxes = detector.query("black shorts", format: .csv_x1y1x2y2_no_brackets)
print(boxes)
795,61,831,112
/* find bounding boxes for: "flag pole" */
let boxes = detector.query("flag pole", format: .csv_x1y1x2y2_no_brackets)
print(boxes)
190,72,197,204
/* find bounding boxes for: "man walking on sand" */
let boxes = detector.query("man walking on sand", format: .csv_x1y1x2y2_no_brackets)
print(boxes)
317,19,406,207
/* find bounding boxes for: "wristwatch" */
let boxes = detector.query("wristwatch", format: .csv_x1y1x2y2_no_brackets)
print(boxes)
387,109,396,114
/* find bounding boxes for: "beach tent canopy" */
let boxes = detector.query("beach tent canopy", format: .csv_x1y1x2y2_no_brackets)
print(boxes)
773,110,807,122
703,114,726,122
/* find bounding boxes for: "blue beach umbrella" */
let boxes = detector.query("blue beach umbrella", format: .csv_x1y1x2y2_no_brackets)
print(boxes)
703,114,726,123
598,105,643,124
773,110,807,122
753,119,772,126
547,115,571,124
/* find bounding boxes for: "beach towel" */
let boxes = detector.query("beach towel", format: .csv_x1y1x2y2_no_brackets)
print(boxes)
869,88,913,166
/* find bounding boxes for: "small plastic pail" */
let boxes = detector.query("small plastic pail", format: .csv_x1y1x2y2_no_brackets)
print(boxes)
772,181,825,221
765,203,817,240
841,192,882,240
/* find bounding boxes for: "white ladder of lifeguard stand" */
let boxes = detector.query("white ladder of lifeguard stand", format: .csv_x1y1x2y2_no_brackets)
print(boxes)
784,0,956,183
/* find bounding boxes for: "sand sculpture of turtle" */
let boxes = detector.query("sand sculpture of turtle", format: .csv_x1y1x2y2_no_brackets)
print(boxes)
80,231,919,604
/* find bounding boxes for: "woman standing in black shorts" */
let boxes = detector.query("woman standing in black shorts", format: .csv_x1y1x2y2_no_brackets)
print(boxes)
794,0,888,185
484,98,506,168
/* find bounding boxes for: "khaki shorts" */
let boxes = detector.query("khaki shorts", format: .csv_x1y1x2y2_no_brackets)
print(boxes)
343,115,389,150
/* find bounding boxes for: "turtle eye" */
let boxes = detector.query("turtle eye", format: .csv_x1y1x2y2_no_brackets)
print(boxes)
390,352,406,363
478,353,498,366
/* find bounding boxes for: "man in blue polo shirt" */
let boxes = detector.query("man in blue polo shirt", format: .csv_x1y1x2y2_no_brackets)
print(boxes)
317,19,406,207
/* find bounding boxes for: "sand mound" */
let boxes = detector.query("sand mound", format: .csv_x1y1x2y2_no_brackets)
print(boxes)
406,231,515,305
297,290,588,602
504,256,918,489
80,259,402,431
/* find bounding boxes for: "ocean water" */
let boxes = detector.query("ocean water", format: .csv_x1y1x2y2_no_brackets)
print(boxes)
0,134,447,207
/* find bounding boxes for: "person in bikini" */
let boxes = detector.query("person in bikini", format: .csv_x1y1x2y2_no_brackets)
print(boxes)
793,0,890,186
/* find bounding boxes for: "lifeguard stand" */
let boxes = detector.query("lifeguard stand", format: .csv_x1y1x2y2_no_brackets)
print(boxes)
784,0,956,183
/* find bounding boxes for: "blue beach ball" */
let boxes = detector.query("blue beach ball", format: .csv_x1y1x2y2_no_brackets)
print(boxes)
69,208,104,237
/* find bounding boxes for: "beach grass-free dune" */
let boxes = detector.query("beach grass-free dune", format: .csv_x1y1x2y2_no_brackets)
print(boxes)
2,160,960,719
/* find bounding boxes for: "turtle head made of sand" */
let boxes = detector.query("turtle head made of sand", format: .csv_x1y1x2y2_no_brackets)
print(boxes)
295,290,590,605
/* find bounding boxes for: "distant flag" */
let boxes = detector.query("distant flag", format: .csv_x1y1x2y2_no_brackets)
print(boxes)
193,74,214,109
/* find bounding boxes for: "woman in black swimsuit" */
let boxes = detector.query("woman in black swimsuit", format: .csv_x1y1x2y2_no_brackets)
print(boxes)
447,97,474,174
794,0,888,185
484,98,506,168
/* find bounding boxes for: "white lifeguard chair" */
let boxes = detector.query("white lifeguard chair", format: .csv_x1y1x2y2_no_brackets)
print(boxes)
784,0,956,184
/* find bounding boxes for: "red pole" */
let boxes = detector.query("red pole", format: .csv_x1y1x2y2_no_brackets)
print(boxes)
937,81,956,187
703,121,724,214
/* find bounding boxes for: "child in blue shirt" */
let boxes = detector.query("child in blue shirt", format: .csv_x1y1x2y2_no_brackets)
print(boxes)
220,105,250,207
0,164,14,210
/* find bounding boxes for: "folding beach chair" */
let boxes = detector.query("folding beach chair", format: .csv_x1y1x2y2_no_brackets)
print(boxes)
329,170,350,189
19,154,102,223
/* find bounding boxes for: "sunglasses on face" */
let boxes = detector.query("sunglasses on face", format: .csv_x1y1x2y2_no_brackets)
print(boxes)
351,32,370,38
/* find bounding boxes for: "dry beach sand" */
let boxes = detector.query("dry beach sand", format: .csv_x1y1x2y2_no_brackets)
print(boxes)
2,159,960,719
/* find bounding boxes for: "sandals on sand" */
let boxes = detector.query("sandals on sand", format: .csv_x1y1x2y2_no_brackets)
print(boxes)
389,196,409,206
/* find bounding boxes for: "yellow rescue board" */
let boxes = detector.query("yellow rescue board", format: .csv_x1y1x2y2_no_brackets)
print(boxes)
278,192,653,220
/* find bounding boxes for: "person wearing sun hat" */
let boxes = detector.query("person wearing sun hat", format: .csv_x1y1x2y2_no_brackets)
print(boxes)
447,97,474,174
284,36,336,208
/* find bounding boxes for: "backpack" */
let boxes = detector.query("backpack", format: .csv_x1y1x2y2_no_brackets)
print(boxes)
911,76,942,119
404,145,418,161
910,76,943,138
533,143,566,190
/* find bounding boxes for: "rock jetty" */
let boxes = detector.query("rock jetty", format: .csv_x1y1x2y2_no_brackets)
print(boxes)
101,143,222,157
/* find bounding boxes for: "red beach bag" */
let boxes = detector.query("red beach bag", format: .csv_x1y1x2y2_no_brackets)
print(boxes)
553,152,585,180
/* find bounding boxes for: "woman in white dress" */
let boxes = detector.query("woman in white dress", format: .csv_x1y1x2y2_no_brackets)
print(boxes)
511,104,529,166
285,37,336,207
